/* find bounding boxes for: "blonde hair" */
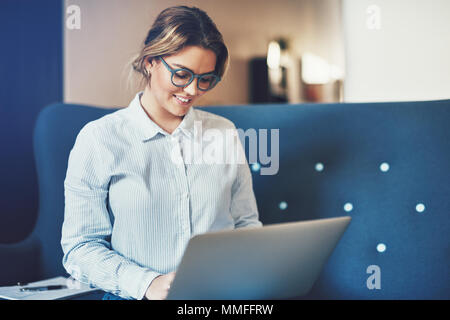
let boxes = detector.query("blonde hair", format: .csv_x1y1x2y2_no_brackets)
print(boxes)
128,6,229,91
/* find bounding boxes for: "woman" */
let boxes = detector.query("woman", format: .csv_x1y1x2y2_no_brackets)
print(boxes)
61,6,262,301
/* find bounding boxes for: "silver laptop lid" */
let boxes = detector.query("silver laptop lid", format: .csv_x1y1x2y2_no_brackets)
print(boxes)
167,216,351,300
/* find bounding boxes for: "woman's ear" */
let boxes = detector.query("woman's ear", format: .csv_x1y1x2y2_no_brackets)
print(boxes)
145,57,154,74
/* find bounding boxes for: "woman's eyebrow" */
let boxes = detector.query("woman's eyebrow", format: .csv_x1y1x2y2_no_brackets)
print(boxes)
172,63,215,75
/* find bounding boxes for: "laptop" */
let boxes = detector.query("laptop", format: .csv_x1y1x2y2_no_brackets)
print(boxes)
167,216,351,300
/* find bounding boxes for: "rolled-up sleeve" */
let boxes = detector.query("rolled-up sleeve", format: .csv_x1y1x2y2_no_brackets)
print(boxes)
61,123,160,300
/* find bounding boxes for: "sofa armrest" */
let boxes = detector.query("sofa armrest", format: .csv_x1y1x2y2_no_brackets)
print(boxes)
0,236,40,286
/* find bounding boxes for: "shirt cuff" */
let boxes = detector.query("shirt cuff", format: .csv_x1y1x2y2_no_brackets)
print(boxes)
137,270,162,300
119,264,161,300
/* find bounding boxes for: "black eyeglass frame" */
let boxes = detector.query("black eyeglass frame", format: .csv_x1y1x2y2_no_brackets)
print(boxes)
158,57,221,91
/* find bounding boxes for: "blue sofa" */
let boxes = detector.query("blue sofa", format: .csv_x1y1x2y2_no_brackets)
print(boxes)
1,99,449,299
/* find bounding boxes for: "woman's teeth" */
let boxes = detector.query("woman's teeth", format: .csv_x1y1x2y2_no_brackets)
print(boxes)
175,95,190,103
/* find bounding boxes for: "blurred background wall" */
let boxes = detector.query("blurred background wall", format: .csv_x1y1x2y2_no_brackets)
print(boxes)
343,0,450,102
64,0,345,107
64,0,450,107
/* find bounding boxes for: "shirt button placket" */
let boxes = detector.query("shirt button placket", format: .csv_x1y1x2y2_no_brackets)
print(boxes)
173,135,191,236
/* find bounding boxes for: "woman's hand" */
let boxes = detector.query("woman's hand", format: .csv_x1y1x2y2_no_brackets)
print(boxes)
144,272,176,300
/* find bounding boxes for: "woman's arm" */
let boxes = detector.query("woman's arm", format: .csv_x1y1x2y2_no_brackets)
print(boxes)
229,131,263,229
61,123,160,300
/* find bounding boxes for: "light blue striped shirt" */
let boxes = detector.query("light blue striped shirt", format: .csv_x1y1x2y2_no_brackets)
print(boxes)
61,92,262,300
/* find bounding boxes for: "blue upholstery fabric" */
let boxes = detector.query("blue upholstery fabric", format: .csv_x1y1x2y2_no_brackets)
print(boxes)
1,100,448,299
203,100,450,299
0,104,114,285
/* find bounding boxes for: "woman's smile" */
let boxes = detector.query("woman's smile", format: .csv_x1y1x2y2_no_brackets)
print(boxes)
173,94,193,106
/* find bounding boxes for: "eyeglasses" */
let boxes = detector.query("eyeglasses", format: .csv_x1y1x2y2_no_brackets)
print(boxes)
159,57,221,91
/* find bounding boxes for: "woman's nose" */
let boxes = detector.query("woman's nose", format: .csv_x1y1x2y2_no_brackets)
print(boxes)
183,78,199,96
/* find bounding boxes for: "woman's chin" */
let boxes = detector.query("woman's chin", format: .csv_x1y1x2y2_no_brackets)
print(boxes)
171,99,192,116
169,105,190,117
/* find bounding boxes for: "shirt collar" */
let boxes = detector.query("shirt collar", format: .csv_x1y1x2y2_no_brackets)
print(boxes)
175,105,196,139
126,92,197,142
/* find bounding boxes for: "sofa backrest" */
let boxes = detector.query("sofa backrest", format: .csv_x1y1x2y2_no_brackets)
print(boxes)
202,100,450,299
33,104,115,279
33,100,450,299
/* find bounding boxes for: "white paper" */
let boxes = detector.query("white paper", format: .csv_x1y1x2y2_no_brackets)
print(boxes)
0,276,100,300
